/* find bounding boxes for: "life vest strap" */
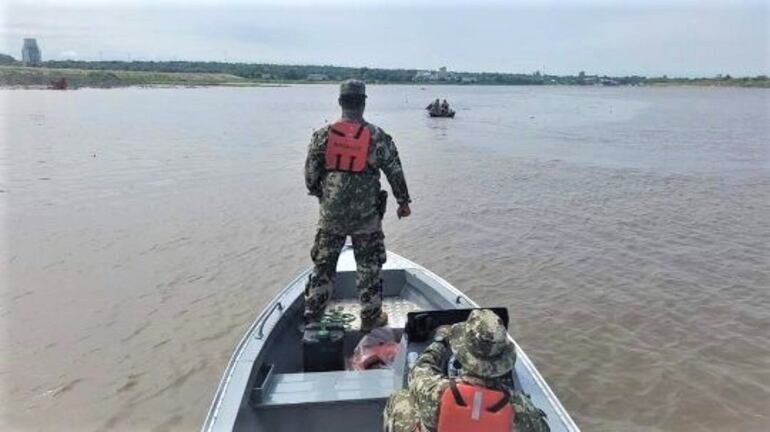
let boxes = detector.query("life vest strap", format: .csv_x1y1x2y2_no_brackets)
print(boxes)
487,392,510,413
448,379,467,407
354,124,366,139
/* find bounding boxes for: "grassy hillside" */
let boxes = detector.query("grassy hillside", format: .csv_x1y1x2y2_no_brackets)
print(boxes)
0,65,260,88
646,76,770,88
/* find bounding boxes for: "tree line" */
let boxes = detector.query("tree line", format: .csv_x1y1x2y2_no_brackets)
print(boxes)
8,58,551,85
1,54,767,87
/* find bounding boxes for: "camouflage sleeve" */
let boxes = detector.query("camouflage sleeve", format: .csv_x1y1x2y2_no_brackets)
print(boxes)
511,390,551,432
376,132,411,205
305,127,327,197
408,342,450,430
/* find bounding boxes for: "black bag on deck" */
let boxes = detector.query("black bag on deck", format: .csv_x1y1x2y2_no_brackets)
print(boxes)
302,323,345,372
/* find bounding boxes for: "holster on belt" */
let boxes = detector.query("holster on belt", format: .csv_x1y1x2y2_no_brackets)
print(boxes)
377,190,388,219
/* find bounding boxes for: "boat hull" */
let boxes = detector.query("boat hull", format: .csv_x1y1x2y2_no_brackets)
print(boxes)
203,248,579,431
428,111,455,118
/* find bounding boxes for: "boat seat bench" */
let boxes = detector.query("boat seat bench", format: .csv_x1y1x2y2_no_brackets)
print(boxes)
257,369,398,407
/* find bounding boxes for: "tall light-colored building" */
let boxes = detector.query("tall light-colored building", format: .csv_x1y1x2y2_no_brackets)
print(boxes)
22,38,42,66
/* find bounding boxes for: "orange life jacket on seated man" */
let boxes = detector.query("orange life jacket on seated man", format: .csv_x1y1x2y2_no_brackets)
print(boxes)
324,120,371,173
435,380,514,432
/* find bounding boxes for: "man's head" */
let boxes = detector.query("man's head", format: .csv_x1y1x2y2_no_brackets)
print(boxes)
449,309,516,379
339,79,366,111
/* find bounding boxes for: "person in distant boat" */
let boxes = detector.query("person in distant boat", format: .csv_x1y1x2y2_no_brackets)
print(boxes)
304,79,412,333
383,309,550,432
426,98,440,113
440,99,450,114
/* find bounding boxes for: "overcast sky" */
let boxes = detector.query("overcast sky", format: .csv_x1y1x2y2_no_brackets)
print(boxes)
1,0,768,77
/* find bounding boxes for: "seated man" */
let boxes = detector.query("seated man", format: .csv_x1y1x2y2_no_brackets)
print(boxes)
426,98,440,114
440,99,450,114
383,309,549,432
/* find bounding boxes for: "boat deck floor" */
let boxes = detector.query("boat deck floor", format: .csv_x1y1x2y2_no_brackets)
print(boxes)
235,292,421,432
326,297,423,329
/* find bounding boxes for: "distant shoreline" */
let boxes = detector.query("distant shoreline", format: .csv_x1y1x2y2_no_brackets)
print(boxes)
1,65,768,90
0,65,271,89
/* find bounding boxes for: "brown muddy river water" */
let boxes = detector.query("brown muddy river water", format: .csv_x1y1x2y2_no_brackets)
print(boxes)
1,85,769,431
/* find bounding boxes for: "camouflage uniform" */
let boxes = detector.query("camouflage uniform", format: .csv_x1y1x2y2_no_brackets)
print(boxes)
304,80,411,324
383,310,550,432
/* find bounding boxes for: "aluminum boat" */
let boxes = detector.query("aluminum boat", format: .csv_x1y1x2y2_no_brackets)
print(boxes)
203,247,579,431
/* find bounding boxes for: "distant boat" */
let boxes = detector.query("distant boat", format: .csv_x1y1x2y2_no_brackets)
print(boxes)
429,110,455,118
202,247,579,432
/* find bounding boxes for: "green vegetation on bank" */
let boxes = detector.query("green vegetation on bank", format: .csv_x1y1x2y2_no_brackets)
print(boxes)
645,75,769,88
0,65,257,88
0,54,16,66
41,60,425,84
2,59,597,86
1,55,768,88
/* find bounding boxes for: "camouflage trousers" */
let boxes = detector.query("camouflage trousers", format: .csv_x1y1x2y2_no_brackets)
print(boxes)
383,390,419,432
304,228,386,322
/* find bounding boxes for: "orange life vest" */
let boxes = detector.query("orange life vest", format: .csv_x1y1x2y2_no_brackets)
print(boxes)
325,120,371,173
435,380,513,432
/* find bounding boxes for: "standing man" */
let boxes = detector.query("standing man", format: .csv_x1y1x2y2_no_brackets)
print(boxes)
304,79,411,332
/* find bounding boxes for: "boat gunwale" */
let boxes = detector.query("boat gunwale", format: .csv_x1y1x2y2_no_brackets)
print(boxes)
201,266,311,431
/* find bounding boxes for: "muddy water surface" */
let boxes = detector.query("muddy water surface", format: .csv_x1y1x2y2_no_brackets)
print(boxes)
1,85,768,431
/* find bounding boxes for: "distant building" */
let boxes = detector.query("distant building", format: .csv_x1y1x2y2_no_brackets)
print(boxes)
413,67,459,82
413,71,433,81
22,38,42,66
306,73,327,81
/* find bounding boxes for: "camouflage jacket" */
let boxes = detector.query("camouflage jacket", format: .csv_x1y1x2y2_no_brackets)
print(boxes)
305,120,410,234
408,341,550,432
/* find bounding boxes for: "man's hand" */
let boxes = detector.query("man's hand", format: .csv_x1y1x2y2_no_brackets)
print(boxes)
434,325,452,339
397,203,411,219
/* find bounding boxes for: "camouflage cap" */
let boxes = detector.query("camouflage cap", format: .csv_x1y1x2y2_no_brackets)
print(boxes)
339,79,366,97
449,309,516,378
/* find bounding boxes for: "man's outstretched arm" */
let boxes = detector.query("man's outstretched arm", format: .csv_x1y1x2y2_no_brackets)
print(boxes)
378,134,411,217
407,326,451,430
305,128,327,197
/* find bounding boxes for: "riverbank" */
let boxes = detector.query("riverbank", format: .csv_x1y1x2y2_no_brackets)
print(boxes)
0,65,268,89
3,65,768,90
646,77,770,88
